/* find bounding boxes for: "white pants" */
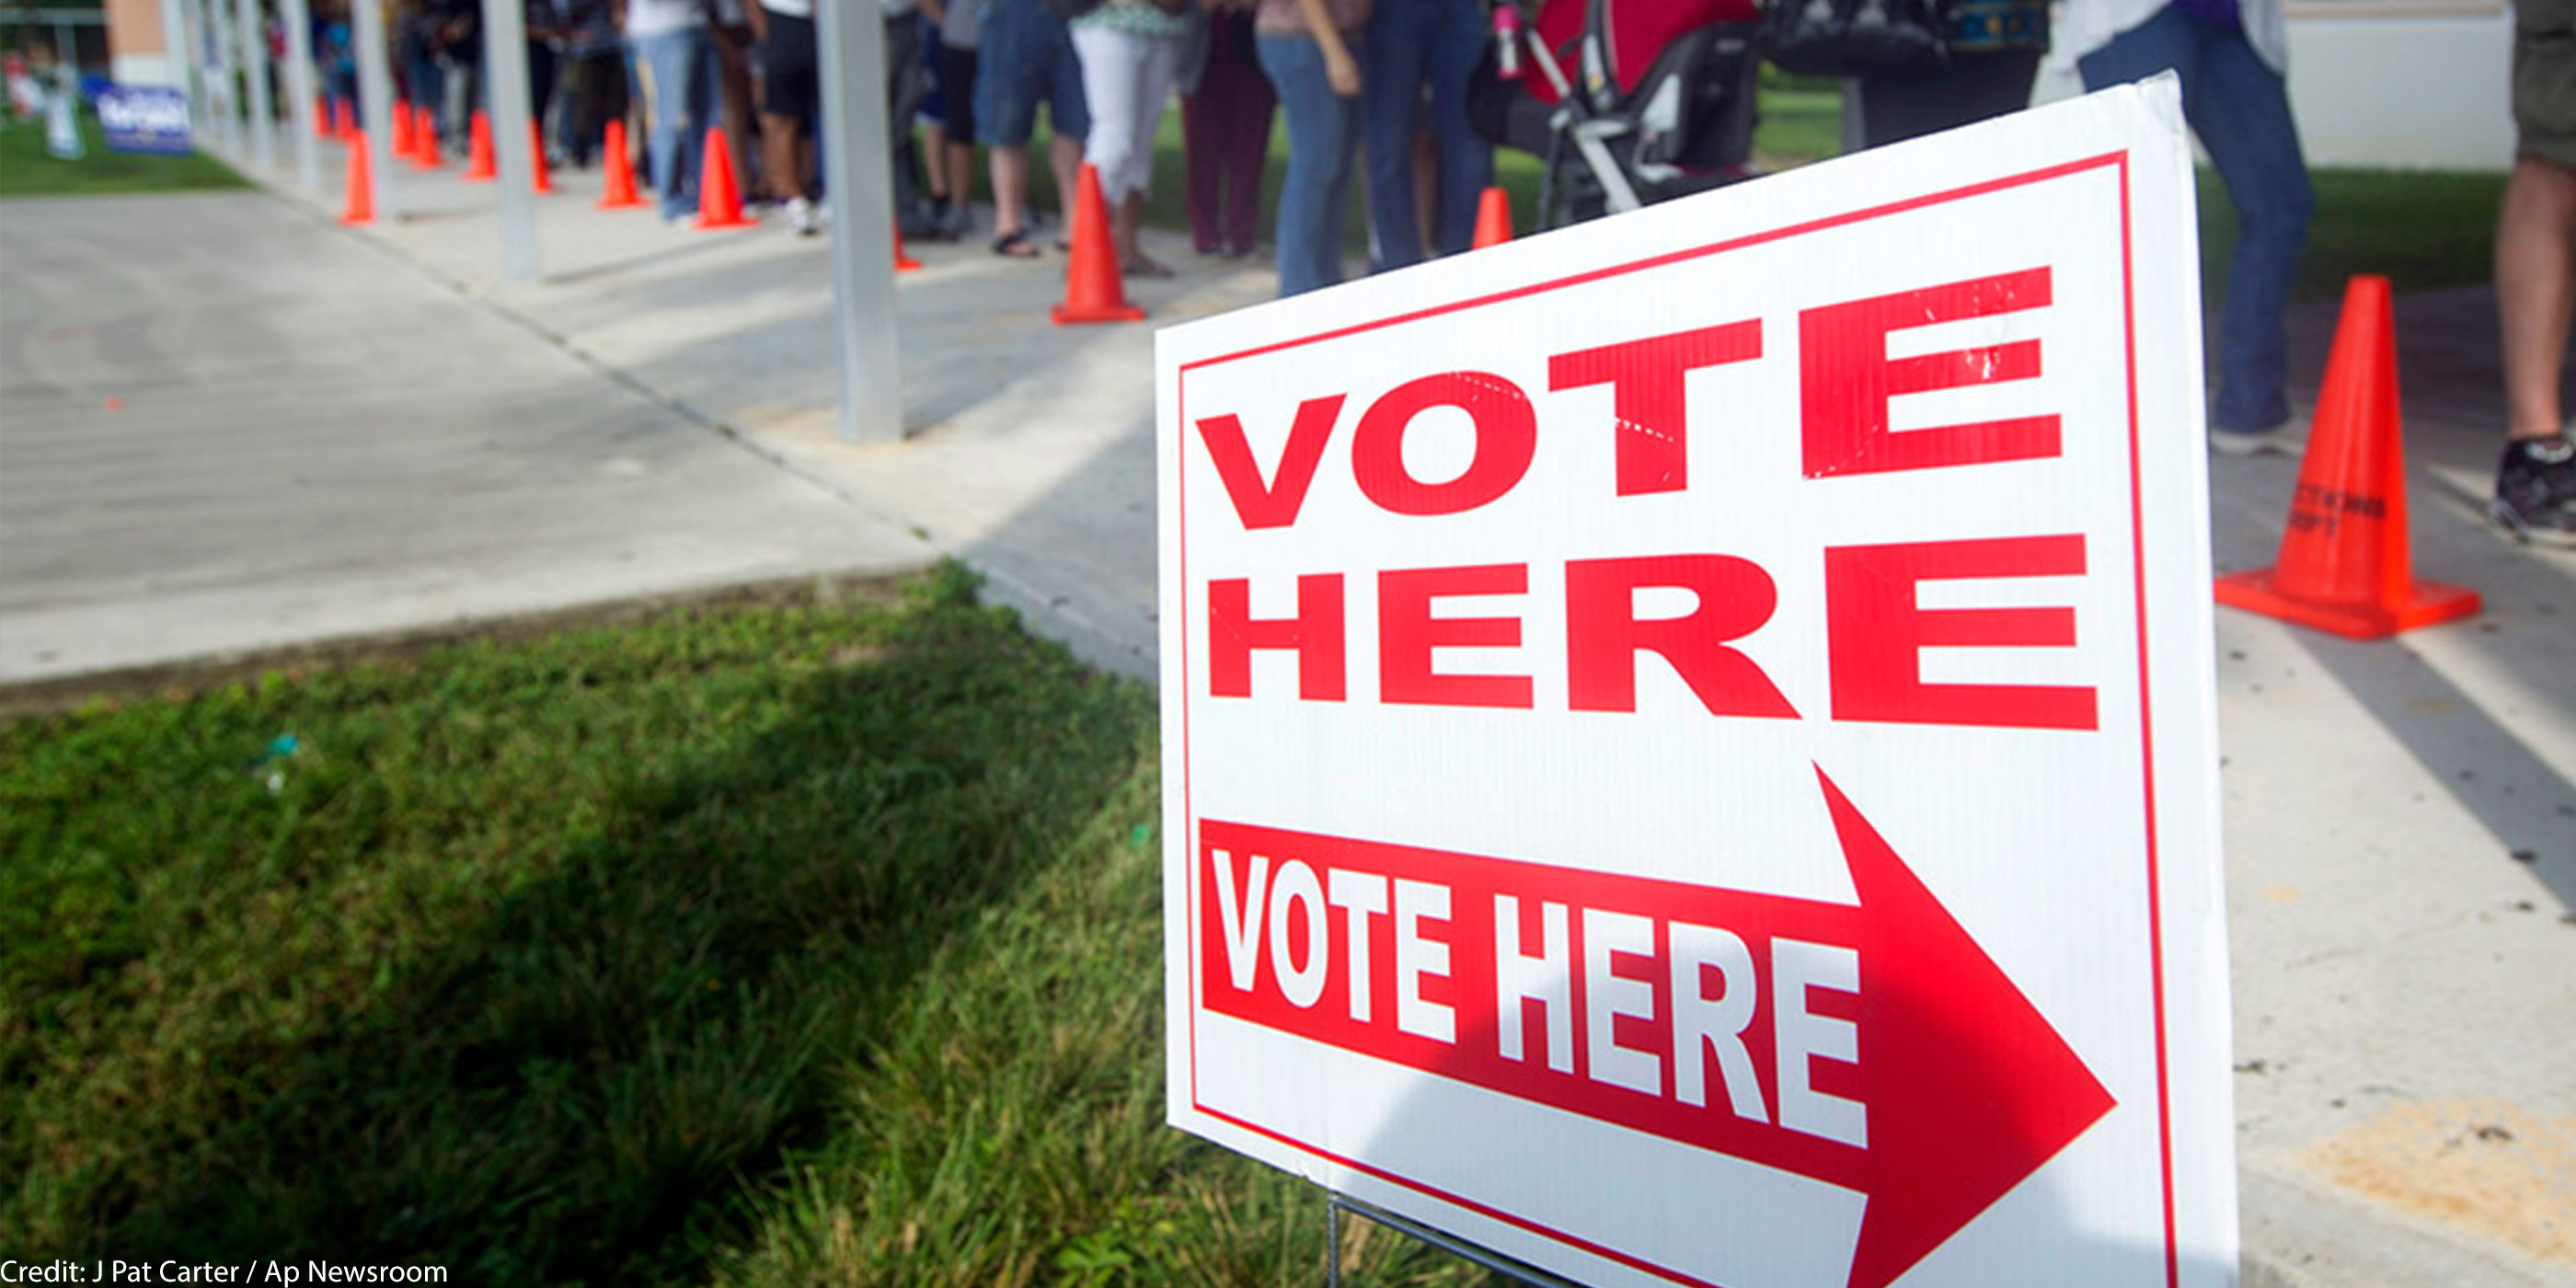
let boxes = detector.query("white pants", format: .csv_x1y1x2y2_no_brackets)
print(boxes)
1070,23,1181,207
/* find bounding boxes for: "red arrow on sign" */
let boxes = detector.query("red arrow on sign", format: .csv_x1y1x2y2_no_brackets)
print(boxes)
1817,767,2118,1288
1197,768,2116,1288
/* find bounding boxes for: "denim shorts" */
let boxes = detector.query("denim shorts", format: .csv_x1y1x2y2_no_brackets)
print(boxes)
975,0,1088,147
2515,0,2576,167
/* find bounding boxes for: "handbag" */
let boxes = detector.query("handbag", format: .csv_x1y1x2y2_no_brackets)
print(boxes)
1763,0,1948,78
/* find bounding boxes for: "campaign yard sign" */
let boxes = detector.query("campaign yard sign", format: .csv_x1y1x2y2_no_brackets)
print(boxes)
1156,80,2235,1288
97,85,193,155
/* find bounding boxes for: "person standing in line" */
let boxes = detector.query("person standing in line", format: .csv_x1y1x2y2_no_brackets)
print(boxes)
1359,0,1485,270
396,0,445,144
617,0,712,221
1181,0,1274,259
2490,0,2576,545
429,0,482,149
918,6,957,229
520,0,565,162
707,0,760,201
1256,0,1368,296
1072,0,1195,279
744,0,820,232
979,0,1090,258
558,0,627,167
1850,0,2048,148
2060,0,2313,456
933,0,985,241
884,0,951,239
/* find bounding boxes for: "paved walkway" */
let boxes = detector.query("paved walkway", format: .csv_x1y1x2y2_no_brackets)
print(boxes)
3,133,2570,1286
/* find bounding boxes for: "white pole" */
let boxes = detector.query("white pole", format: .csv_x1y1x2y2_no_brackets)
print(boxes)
238,0,275,169
178,0,211,133
351,0,396,218
158,0,198,108
212,0,240,150
281,0,319,188
815,0,901,444
479,0,539,281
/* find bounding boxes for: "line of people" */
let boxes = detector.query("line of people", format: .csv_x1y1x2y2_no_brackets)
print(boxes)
290,1,1497,289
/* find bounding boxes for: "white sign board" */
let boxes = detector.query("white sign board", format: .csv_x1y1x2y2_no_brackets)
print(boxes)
1156,81,2234,1288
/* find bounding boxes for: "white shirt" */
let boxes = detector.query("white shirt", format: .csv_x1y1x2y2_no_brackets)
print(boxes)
2051,0,2288,76
624,0,705,39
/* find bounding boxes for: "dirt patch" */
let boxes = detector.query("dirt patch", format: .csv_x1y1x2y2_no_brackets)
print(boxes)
2307,1098,2576,1268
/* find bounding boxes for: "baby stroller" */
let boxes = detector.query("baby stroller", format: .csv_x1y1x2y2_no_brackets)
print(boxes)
1472,0,1765,232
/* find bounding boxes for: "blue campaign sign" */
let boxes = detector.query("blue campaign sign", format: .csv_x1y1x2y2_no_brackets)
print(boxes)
98,85,192,155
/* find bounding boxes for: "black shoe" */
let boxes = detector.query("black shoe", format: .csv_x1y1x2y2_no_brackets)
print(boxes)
2490,431,2576,547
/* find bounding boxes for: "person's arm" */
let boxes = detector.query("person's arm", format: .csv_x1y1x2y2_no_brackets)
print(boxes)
742,0,766,40
919,0,947,27
1294,0,1358,96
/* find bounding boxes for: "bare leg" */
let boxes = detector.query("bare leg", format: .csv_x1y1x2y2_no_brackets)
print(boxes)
1048,130,1084,229
1115,191,1168,275
990,142,1036,250
946,139,976,213
2498,155,2576,442
760,110,804,201
923,122,951,203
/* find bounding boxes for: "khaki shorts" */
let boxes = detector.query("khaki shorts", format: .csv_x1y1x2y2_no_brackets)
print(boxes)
2517,0,2576,167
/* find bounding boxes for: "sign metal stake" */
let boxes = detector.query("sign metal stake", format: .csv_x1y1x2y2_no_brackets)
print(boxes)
1324,1191,1582,1288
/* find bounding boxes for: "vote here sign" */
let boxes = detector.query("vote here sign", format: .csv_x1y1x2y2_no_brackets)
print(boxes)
1155,81,2235,1288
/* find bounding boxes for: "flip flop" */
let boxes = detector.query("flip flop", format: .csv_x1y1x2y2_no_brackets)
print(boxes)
992,229,1040,259
1124,257,1176,280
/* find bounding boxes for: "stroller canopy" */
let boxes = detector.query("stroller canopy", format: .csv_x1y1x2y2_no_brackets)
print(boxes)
1527,0,1762,104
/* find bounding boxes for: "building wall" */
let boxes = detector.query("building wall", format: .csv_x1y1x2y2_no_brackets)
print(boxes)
2032,3,2516,171
2283,6,2514,170
105,0,176,86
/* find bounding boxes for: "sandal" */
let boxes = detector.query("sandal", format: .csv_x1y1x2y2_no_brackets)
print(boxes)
1124,256,1176,280
992,229,1040,259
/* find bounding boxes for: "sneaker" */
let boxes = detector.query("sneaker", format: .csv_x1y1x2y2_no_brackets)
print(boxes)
2490,431,2576,547
785,196,820,237
2209,418,2306,457
936,201,971,241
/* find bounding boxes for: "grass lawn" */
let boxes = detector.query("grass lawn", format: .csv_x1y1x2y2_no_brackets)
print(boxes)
0,109,247,198
0,566,1485,1284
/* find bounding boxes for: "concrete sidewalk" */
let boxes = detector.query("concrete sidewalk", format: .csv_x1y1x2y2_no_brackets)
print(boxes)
5,134,2571,1285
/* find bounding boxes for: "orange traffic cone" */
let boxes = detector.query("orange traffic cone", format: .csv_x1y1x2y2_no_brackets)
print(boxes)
530,121,554,194
893,224,923,272
334,98,355,142
463,110,496,181
1471,186,1512,248
2214,275,2481,638
695,126,753,229
1052,163,1144,325
598,119,645,209
391,101,414,159
313,95,331,138
410,107,444,169
339,131,374,225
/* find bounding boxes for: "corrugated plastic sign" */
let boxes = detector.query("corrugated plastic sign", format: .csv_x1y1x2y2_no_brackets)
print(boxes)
1156,79,2236,1288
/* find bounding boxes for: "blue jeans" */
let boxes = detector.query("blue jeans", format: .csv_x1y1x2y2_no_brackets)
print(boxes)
2080,8,2313,433
1258,33,1363,297
1362,0,1492,268
631,27,712,220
